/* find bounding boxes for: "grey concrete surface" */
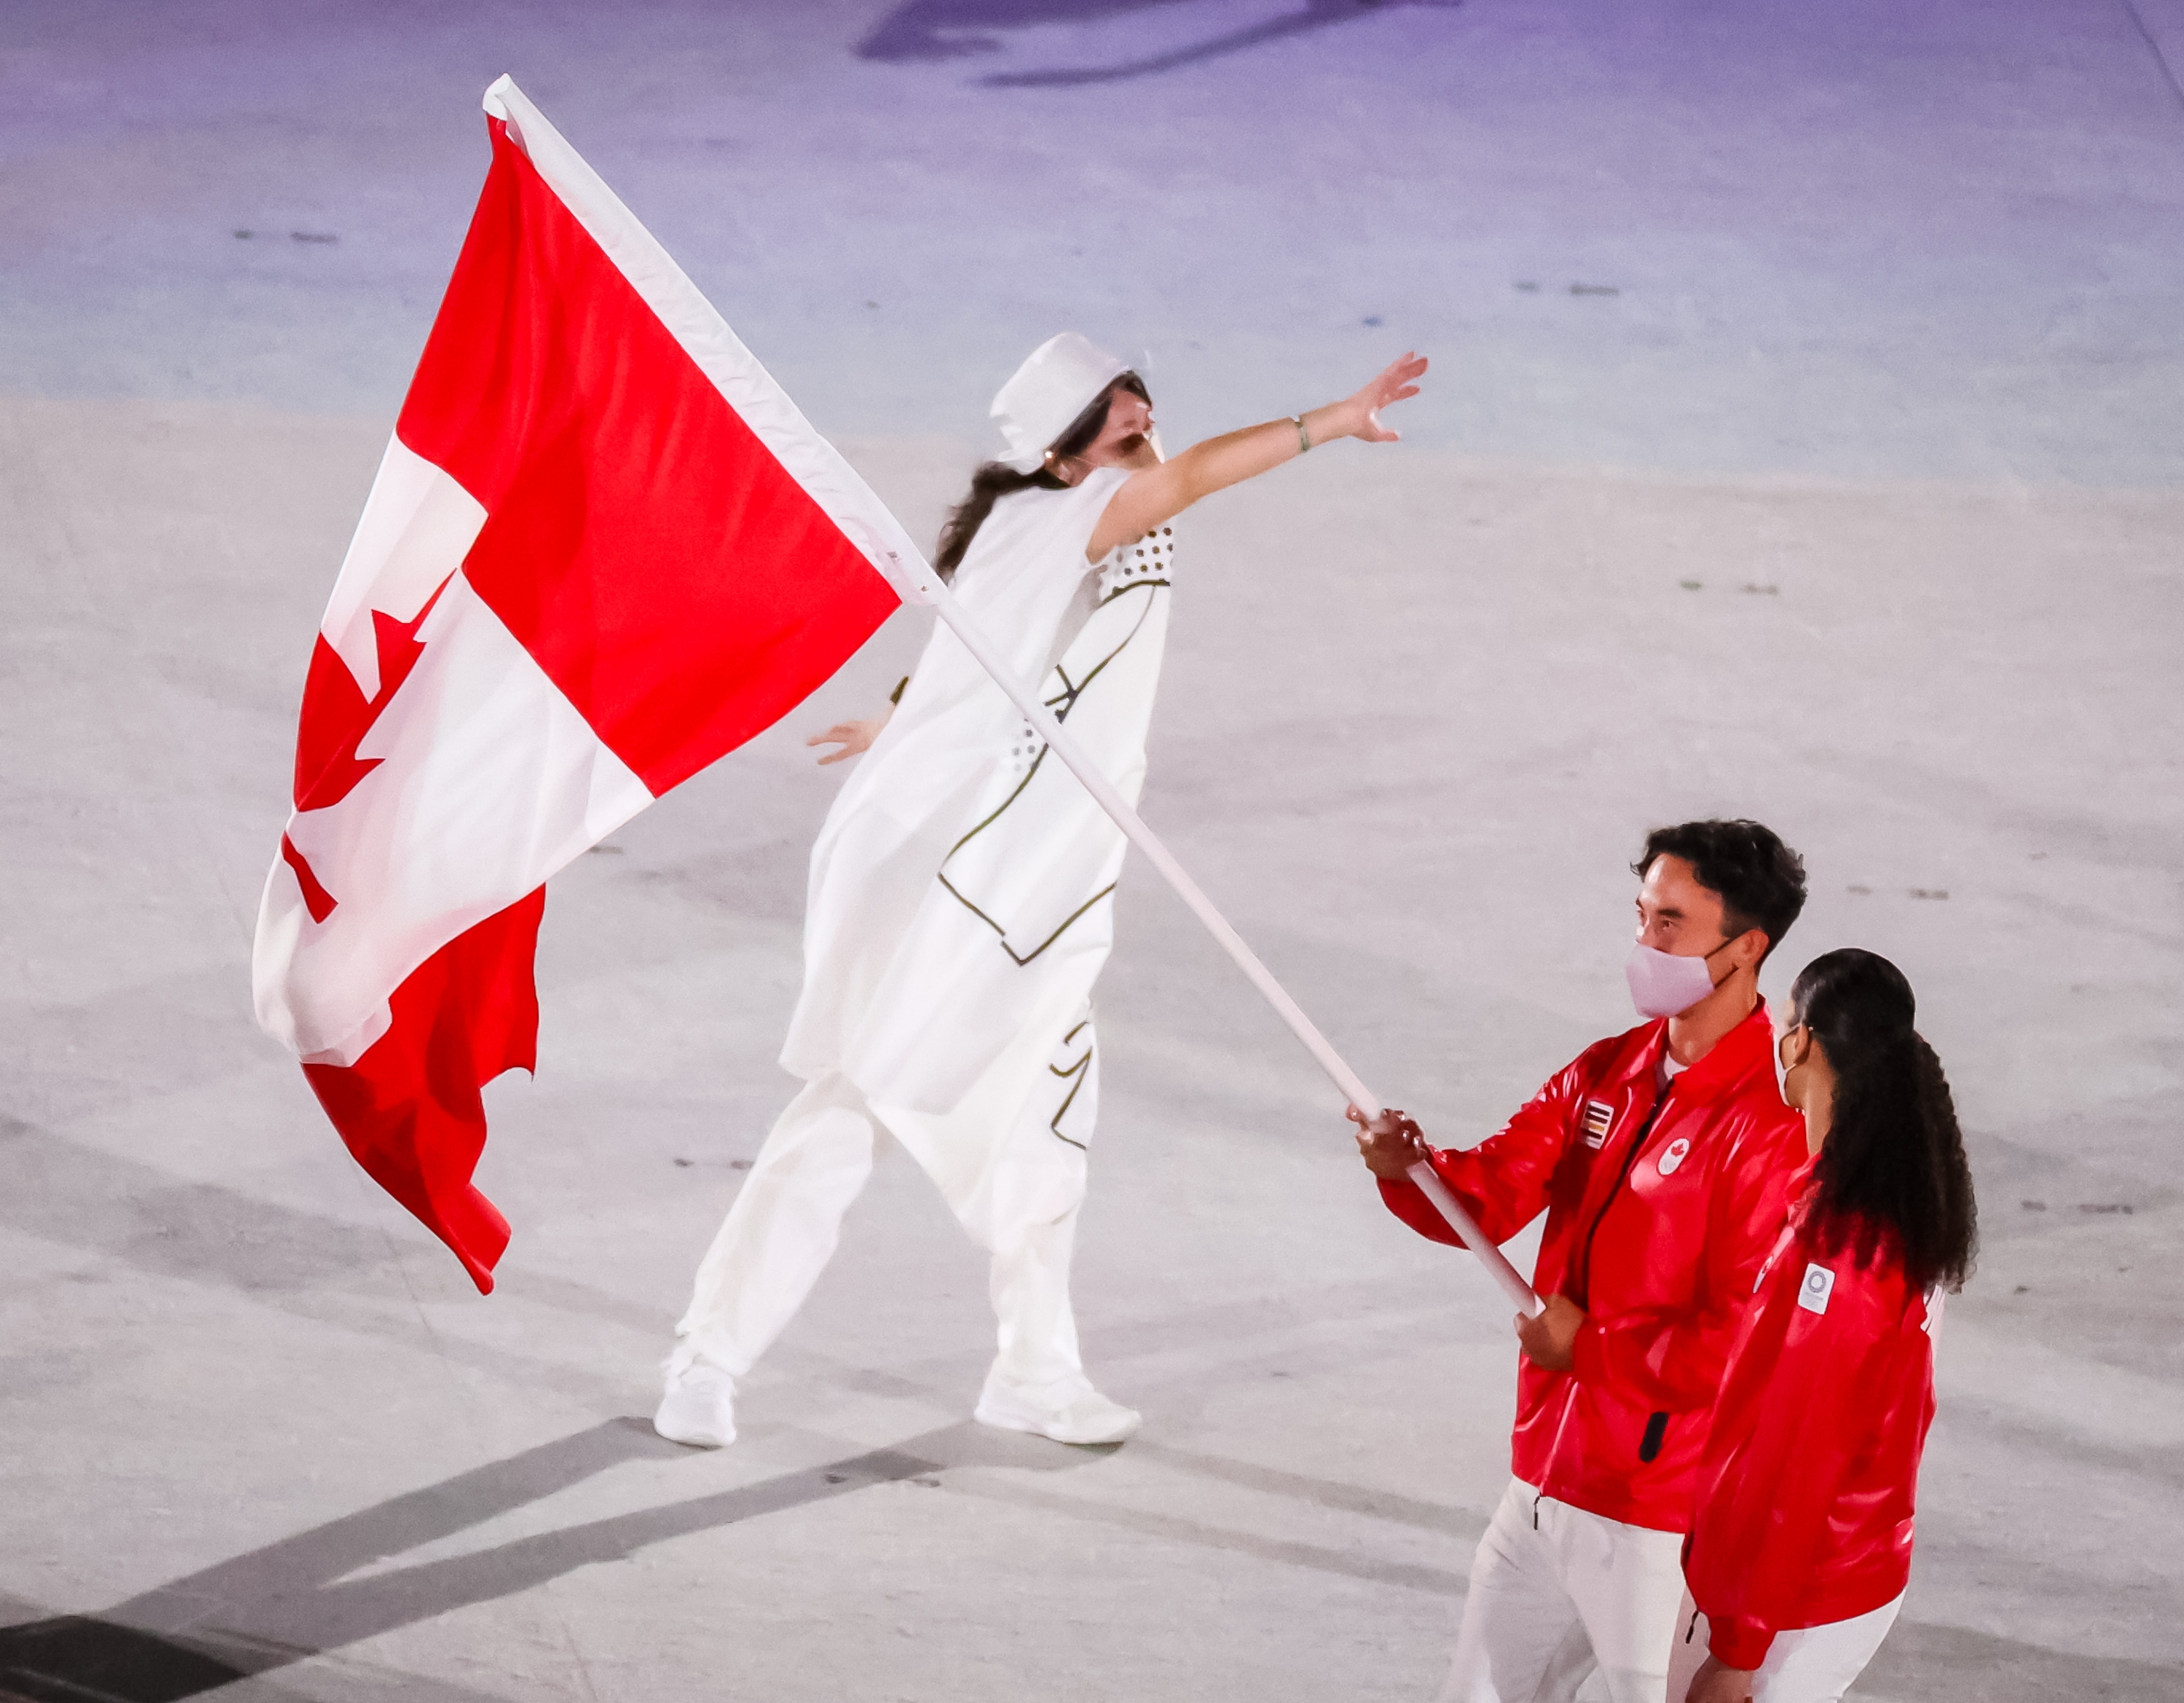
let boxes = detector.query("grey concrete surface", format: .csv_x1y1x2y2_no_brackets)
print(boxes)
3,4,2182,1701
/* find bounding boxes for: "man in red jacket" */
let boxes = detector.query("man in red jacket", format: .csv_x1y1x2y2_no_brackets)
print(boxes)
1357,819,1809,1703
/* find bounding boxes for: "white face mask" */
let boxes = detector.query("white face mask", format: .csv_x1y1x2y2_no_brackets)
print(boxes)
1772,1026,1794,1104
1626,940,1731,1019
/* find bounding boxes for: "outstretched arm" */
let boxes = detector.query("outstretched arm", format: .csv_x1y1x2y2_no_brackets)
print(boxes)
1085,352,1427,560
1351,1037,1609,1251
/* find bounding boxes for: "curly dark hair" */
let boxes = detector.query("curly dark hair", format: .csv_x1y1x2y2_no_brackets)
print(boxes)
933,373,1151,580
1632,818,1807,960
1793,948,1978,1294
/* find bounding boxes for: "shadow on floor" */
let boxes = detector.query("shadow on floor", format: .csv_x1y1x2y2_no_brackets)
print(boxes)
856,0,1459,87
6,1419,2179,1700
0,1114,658,1411
1856,1618,2184,1703
0,1417,1106,1703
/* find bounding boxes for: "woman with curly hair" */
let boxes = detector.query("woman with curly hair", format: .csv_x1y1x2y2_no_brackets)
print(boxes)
1672,948,1978,1703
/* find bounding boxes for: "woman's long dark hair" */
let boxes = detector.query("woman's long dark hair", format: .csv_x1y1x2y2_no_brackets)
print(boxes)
1792,948,1978,1294
933,373,1150,580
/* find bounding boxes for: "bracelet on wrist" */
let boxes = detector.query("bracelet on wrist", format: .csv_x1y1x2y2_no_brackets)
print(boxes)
1292,413,1311,454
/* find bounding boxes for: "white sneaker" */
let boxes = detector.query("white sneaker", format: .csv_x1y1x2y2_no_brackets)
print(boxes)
654,1356,737,1448
974,1371,1140,1445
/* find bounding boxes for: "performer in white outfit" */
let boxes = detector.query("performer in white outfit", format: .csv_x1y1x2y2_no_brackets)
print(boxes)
657,333,1428,1448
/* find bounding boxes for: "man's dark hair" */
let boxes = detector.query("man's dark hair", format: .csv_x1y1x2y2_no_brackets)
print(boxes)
1632,818,1806,959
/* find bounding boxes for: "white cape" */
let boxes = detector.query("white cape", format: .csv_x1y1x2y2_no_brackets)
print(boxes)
780,465,1174,1133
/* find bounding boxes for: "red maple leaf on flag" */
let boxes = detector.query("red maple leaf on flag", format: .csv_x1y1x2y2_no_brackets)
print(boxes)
255,77,920,1293
279,581,451,922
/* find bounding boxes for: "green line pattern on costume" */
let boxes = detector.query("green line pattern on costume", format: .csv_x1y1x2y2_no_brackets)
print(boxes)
933,524,1175,966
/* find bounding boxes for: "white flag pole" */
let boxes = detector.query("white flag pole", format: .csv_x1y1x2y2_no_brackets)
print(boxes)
911,572,1541,1318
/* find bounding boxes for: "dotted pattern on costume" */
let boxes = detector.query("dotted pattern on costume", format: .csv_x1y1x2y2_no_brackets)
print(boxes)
1000,526,1178,782
936,521,1173,963
1098,524,1176,599
1007,720,1040,776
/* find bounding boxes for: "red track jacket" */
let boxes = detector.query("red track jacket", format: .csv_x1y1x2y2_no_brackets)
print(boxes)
1682,1174,1938,1668
1380,1003,1803,1531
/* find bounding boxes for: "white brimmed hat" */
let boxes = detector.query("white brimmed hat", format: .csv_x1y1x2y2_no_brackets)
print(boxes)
991,332,1131,473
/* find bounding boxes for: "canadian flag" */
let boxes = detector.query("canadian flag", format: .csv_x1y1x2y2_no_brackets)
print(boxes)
253,76,926,1292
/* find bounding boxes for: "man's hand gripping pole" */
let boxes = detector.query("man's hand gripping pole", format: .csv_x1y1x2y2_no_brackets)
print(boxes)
904,566,1541,1317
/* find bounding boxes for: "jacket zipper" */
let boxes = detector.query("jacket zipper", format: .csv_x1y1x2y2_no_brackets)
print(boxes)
1538,1070,1680,1510
1571,1079,1673,1308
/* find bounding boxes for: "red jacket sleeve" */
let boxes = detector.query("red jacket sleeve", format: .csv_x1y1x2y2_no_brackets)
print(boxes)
1698,1269,1901,1669
1377,1041,1610,1249
1568,1110,1797,1413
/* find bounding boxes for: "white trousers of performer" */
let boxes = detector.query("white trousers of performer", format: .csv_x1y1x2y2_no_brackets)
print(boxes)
1663,1590,1903,1703
671,1064,1090,1394
1438,1477,1688,1703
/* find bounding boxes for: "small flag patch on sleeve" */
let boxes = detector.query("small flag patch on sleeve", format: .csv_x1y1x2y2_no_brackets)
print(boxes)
1580,1099,1615,1148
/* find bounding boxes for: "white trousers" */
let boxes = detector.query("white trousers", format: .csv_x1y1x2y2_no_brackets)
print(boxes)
672,1048,1094,1394
1438,1477,1689,1703
1663,1589,1902,1703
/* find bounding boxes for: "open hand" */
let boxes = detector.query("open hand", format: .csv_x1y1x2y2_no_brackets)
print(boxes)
1343,351,1429,444
807,714,888,765
1349,1105,1433,1179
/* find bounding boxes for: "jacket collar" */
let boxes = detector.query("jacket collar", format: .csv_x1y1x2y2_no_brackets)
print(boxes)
1652,997,1776,1105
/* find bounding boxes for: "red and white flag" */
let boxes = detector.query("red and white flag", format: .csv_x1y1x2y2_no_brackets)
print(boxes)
253,76,928,1291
